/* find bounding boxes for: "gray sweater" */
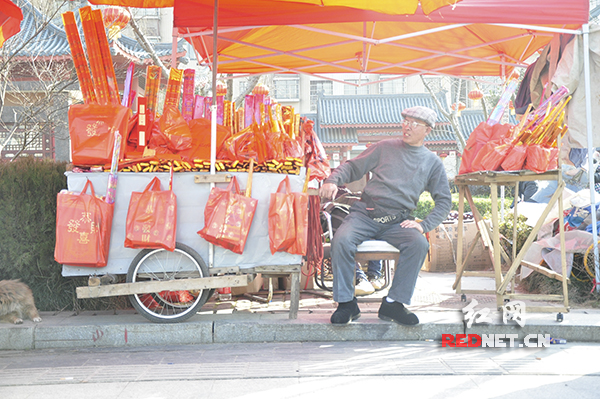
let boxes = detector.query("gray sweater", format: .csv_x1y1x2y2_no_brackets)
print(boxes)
324,138,452,233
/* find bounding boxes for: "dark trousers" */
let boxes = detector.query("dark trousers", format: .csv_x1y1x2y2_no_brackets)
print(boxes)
331,201,429,304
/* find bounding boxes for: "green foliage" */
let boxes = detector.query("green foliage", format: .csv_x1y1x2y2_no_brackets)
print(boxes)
498,213,533,256
0,158,127,312
414,192,513,220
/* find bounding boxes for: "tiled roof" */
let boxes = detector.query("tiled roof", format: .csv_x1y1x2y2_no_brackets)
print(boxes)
9,0,184,62
317,93,449,128
307,96,518,148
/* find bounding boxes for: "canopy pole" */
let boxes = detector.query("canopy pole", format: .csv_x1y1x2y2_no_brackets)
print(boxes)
582,24,600,291
209,0,219,269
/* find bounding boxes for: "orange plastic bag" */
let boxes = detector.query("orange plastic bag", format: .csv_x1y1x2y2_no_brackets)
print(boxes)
471,139,512,172
124,176,177,251
179,118,231,162
149,106,193,153
69,103,131,166
54,179,114,267
197,176,258,254
268,176,297,254
500,144,528,171
524,145,554,173
219,125,258,162
459,122,513,174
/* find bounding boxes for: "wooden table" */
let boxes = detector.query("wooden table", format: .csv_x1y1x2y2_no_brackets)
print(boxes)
453,170,569,318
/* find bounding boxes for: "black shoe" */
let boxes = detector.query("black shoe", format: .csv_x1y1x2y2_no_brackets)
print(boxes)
331,297,361,325
378,297,419,326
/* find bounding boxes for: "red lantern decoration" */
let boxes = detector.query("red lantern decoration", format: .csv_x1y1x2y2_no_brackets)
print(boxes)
102,7,131,39
216,81,227,96
252,83,269,96
468,89,483,101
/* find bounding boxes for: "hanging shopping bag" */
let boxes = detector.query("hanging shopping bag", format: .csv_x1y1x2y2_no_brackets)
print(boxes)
268,176,297,254
124,176,177,251
197,170,258,254
69,103,131,166
54,179,114,267
286,170,311,255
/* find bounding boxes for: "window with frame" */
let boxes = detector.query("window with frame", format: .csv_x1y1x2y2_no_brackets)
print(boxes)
343,80,369,95
310,80,333,112
379,78,406,94
273,76,299,100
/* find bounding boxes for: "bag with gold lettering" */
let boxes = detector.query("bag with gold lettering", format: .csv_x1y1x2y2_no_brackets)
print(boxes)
54,178,114,267
69,104,131,166
197,175,258,254
124,176,177,251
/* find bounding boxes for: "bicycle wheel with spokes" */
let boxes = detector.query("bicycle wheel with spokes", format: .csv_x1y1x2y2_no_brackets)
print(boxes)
127,242,210,323
584,241,600,279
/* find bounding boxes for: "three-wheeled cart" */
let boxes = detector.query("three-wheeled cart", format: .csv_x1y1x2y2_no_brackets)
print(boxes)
62,169,307,323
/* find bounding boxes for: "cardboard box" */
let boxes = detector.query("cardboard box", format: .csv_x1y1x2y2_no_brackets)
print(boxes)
231,273,264,296
422,222,493,272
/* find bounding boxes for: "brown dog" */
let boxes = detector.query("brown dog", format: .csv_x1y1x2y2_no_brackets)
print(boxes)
0,280,42,324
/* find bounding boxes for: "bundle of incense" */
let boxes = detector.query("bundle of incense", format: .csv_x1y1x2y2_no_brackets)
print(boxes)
79,6,110,105
515,96,571,147
224,100,233,127
121,62,135,107
164,68,183,110
145,65,161,119
216,95,224,125
193,95,205,119
236,108,244,134
244,95,255,128
487,77,518,126
92,9,120,105
62,12,96,104
105,130,122,205
293,114,301,139
182,69,195,121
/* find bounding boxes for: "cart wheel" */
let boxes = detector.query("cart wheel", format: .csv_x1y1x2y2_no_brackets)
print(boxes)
461,294,467,302
127,242,211,323
556,312,564,322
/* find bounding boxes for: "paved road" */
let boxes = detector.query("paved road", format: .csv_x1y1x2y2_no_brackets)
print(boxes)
1,341,600,398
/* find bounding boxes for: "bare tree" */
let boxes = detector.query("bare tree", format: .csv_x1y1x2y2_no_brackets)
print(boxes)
421,75,466,153
0,0,76,160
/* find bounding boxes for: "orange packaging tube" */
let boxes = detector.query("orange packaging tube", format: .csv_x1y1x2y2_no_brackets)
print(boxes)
164,68,183,110
79,6,110,105
92,9,120,105
145,65,161,119
62,12,96,104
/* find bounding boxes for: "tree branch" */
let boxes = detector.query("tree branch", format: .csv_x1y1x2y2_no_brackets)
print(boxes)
126,8,170,77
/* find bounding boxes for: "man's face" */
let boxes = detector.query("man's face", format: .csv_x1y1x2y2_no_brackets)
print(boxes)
402,116,431,146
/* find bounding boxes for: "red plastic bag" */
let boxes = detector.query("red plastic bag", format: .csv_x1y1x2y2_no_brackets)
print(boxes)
69,103,131,166
54,179,114,267
179,118,231,162
149,106,193,153
500,144,528,171
268,176,297,254
471,139,512,172
525,145,553,173
302,119,330,182
219,125,258,162
197,176,258,254
124,176,177,251
459,122,513,174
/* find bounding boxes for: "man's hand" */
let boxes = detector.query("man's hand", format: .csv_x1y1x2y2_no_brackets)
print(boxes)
319,183,338,201
400,219,423,234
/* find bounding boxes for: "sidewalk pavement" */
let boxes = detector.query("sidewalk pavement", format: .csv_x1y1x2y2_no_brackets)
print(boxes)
1,272,600,350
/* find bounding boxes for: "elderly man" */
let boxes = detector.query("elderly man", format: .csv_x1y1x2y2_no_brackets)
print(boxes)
320,106,452,325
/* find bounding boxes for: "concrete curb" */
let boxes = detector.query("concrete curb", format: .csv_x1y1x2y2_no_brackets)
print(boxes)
2,308,599,350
